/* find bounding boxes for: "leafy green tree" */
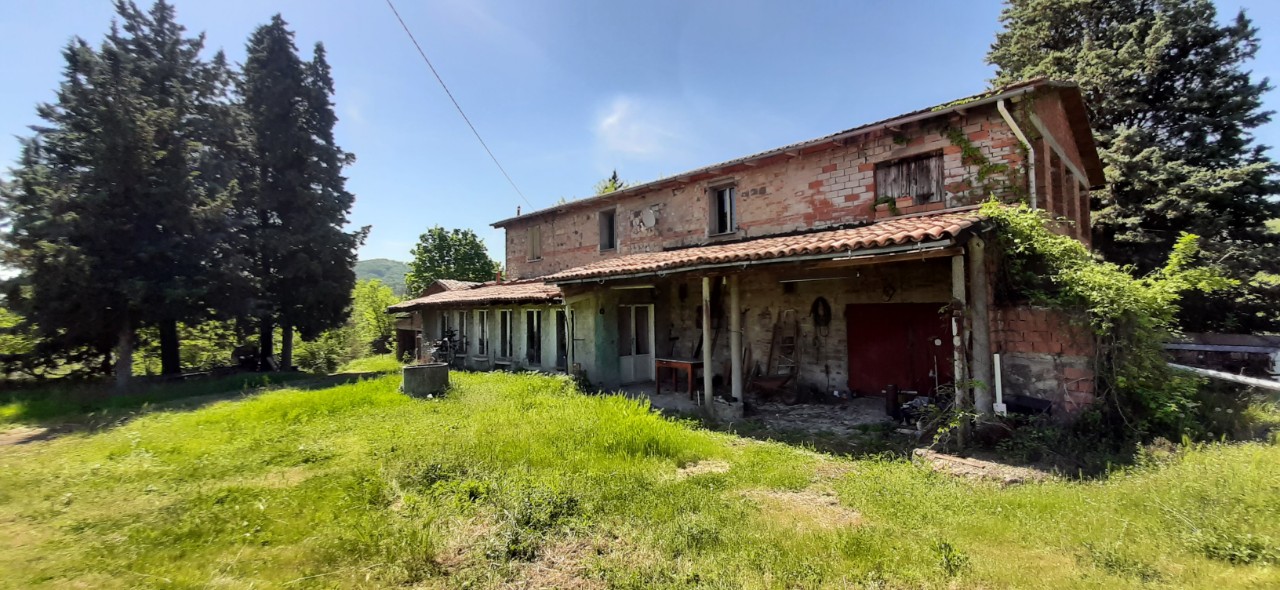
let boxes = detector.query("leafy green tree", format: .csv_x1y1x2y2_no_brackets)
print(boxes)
594,169,627,195
240,15,366,370
405,227,498,296
988,0,1280,333
1,1,241,388
352,279,399,353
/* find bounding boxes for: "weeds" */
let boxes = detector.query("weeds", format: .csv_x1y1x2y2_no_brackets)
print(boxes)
0,371,1277,588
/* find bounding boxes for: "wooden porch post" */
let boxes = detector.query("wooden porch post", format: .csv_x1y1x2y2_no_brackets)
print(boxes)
968,238,994,414
729,275,743,405
951,254,970,444
701,276,714,413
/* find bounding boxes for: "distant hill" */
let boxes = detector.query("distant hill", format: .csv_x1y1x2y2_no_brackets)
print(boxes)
355,259,409,296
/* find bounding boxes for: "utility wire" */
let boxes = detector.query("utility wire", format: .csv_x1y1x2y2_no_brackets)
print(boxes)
384,0,532,208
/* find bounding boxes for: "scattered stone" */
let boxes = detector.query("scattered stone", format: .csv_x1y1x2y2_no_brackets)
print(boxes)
912,448,1052,485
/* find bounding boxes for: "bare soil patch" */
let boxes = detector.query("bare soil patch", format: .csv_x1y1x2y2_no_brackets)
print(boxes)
740,488,862,530
675,459,730,478
913,448,1053,485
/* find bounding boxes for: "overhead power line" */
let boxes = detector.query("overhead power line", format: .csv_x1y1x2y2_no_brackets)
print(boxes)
384,0,532,208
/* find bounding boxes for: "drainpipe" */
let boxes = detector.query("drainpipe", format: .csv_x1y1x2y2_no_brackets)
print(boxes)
997,98,1036,210
993,353,1007,416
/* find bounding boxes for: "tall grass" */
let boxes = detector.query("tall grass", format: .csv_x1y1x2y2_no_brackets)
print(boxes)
0,371,1277,588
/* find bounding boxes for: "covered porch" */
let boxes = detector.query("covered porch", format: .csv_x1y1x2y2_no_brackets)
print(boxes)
548,210,997,424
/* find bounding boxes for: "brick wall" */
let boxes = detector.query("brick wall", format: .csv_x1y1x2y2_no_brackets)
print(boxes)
504,104,1032,281
990,306,1096,415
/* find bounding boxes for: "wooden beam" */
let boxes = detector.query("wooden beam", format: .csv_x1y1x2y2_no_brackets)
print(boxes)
805,247,962,270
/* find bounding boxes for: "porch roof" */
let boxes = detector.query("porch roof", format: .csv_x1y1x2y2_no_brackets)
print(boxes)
387,279,562,312
544,209,983,284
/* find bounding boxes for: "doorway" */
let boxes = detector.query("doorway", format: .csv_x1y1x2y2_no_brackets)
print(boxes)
555,310,568,371
846,303,953,398
618,304,655,383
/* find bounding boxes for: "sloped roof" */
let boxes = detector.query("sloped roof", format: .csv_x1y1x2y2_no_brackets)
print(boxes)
544,210,983,283
435,279,481,291
387,280,562,311
493,78,1097,228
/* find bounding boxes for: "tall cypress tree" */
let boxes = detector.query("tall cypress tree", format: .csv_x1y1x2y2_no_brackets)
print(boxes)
240,16,365,370
988,0,1280,333
1,1,241,385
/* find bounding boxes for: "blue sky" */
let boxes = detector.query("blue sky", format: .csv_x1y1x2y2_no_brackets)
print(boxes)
3,0,1278,263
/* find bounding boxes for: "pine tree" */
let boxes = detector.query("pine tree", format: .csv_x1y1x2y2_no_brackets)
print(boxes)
988,0,1280,332
240,16,365,370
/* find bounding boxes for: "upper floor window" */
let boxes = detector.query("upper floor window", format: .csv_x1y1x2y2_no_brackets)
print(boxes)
710,185,736,235
875,152,943,206
527,225,542,261
599,209,617,251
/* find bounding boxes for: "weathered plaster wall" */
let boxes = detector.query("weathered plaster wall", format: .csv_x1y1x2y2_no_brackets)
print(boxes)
565,259,953,391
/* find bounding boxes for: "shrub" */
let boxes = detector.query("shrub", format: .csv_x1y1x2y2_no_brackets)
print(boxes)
982,202,1234,443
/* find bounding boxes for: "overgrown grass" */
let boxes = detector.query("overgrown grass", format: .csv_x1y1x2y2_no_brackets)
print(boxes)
1,372,1277,588
0,371,310,427
338,353,403,375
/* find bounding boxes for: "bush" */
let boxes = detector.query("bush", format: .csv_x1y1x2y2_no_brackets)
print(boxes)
983,202,1234,443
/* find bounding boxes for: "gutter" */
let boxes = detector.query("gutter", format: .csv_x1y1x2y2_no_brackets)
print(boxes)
493,84,1046,228
550,238,958,285
997,98,1037,209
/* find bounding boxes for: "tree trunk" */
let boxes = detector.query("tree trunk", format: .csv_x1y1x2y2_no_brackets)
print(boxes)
258,316,274,372
114,319,133,392
159,318,181,376
280,320,294,371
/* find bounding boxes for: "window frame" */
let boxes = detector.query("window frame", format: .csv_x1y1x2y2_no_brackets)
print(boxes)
708,183,737,236
874,151,945,206
598,208,617,252
526,225,543,262
498,309,514,358
475,309,489,357
525,309,542,366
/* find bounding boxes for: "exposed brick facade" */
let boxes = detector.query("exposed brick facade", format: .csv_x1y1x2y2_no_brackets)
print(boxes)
990,306,1097,415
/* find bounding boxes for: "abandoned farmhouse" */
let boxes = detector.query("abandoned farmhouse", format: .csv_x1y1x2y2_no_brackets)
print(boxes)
389,79,1105,420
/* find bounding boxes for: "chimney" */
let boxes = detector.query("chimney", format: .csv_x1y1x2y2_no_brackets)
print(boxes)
495,270,503,284
516,205,522,216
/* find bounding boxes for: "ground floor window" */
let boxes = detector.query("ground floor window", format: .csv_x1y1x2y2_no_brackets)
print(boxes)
457,311,469,354
526,309,542,365
476,310,489,356
499,310,513,358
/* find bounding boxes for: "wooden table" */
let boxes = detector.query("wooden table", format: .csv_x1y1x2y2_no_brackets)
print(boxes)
655,358,704,399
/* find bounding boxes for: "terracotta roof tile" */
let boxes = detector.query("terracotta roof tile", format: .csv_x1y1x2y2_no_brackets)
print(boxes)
387,280,561,311
436,279,481,291
544,210,982,283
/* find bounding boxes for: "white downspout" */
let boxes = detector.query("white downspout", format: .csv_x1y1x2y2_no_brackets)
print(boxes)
993,353,1007,416
997,98,1036,210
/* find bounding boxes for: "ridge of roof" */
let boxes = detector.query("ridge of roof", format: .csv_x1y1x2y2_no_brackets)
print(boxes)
387,278,561,312
493,78,1071,228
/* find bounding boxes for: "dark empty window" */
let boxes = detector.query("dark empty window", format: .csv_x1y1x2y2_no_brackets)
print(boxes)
499,310,513,358
525,309,542,365
599,209,616,251
875,152,944,205
710,185,736,235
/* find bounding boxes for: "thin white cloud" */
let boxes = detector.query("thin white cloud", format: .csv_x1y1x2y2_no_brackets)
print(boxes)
594,95,688,160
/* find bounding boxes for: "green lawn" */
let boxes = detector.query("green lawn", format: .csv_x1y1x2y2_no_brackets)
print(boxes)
1,372,1277,589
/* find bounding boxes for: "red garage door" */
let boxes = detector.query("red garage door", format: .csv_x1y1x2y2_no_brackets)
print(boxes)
846,303,953,398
